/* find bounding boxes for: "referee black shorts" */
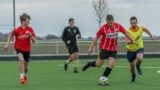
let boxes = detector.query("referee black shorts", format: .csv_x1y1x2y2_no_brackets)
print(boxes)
67,44,79,54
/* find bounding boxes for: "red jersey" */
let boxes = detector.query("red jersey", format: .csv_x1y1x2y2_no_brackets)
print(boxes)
12,26,36,51
96,22,126,51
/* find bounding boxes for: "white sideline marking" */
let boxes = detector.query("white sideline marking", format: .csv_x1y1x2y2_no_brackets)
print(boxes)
57,64,160,69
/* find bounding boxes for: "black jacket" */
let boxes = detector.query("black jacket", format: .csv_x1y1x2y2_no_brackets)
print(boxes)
62,26,81,46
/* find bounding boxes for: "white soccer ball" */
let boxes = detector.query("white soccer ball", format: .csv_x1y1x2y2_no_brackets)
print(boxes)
98,76,109,86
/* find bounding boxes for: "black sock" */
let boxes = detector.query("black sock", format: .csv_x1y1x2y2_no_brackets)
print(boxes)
132,74,135,78
131,74,136,82
136,62,141,68
25,69,28,75
103,67,112,77
89,61,96,67
132,74,136,80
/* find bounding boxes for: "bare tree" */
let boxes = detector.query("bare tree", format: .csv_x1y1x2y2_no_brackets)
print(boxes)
92,0,109,28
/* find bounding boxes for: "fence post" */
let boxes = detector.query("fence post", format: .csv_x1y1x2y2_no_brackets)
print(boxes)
56,39,59,55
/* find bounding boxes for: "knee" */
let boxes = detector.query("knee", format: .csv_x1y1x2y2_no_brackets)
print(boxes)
19,59,24,62
137,55,143,59
70,55,74,60
108,63,114,69
75,54,79,60
137,54,143,61
108,61,115,68
76,55,79,59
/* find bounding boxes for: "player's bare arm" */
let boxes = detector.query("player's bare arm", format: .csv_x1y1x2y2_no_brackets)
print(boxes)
28,32,36,43
4,32,14,51
127,35,141,45
88,36,99,55
124,32,136,44
143,27,155,40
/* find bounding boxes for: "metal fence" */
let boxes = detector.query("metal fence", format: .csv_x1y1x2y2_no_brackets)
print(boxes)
0,40,160,56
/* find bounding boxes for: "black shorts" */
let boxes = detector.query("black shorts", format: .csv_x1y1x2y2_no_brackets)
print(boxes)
15,49,30,62
127,48,144,62
98,49,117,60
67,45,79,54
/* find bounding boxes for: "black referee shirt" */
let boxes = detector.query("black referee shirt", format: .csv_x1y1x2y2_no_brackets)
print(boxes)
62,26,81,46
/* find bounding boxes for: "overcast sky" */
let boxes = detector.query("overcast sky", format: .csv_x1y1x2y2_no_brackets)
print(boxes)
0,0,160,38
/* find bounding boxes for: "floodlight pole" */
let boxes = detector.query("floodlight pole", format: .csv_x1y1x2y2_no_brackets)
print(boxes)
13,0,16,29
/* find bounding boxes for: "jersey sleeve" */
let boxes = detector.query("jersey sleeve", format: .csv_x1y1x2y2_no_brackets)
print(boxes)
30,28,36,37
11,29,17,35
62,28,68,44
76,27,81,38
119,24,126,34
96,26,104,37
142,26,146,32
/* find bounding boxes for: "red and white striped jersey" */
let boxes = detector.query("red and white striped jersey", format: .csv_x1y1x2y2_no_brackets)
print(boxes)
96,22,126,51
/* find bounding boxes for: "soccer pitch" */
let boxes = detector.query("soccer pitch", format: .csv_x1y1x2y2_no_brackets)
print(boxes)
0,58,160,90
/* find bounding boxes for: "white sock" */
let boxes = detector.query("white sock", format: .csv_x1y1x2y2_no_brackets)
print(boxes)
20,73,25,79
74,60,79,69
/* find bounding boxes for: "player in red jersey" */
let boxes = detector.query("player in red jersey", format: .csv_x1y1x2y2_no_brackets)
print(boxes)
82,15,136,86
4,13,36,84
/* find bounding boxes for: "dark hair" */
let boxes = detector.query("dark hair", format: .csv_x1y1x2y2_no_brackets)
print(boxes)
20,13,31,23
130,16,137,22
106,14,114,21
69,18,74,22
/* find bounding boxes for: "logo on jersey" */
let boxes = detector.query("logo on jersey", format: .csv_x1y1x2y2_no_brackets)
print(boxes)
74,30,77,33
68,29,71,32
106,32,118,38
25,30,30,34
115,28,119,32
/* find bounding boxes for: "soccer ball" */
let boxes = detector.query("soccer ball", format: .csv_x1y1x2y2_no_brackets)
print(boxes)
98,76,109,86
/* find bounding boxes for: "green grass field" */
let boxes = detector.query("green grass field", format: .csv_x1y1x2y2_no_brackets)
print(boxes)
0,58,160,90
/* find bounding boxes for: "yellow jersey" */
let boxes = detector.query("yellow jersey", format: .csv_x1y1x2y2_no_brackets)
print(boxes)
126,26,144,51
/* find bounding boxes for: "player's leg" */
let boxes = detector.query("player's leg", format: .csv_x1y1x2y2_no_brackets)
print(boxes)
64,54,74,71
82,50,105,71
136,48,144,75
23,51,30,82
18,54,25,77
102,57,115,78
67,54,74,64
82,59,105,71
98,51,117,86
127,51,136,82
65,57,72,64
66,49,75,65
72,46,80,73
101,52,116,81
16,50,26,84
24,61,29,82
136,53,143,75
24,62,29,75
130,62,136,82
64,46,74,71
73,52,79,73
